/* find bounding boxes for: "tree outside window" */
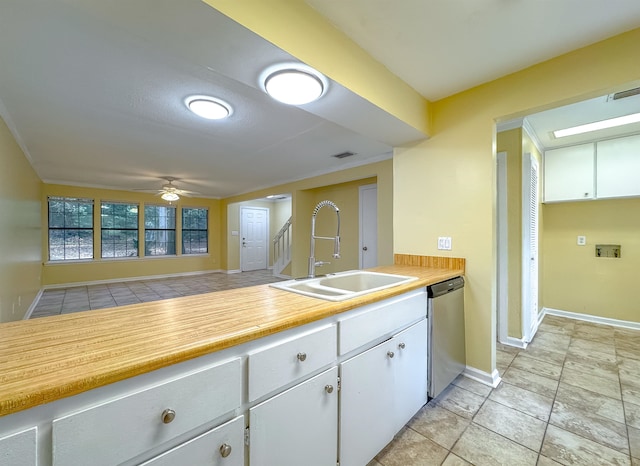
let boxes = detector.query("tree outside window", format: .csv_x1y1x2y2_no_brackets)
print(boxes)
182,207,208,254
48,197,94,261
144,205,176,256
101,202,139,258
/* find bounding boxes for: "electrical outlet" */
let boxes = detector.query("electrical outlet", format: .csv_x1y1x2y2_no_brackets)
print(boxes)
577,236,586,246
437,237,452,250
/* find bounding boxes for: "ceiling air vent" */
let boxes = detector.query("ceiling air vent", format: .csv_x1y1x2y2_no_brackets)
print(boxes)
332,151,356,159
612,87,640,100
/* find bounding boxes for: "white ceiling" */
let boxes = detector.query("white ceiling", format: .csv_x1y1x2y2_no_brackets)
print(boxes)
1,1,639,198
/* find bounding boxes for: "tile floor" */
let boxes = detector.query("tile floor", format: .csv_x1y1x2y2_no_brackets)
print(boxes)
369,315,640,466
30,269,284,319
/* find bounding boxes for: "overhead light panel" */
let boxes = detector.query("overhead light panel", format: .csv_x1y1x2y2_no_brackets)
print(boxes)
262,64,327,105
554,112,640,138
186,95,232,120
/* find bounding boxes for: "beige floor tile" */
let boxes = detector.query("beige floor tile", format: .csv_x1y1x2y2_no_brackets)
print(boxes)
630,426,640,462
619,357,640,377
497,342,521,355
569,337,617,357
563,358,619,382
452,374,492,397
536,456,563,465
375,427,448,466
542,424,631,466
616,341,640,362
561,366,622,400
452,424,538,466
528,332,571,351
366,460,383,466
501,366,559,398
623,384,640,406
473,399,546,451
550,401,629,453
489,382,554,421
521,346,566,366
573,323,616,343
433,385,485,419
626,401,640,429
555,382,625,424
510,353,563,380
538,320,575,336
408,403,470,450
441,453,472,466
496,349,517,372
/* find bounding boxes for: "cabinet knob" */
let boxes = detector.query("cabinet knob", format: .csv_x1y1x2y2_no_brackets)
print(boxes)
219,443,232,458
325,384,334,394
398,342,406,350
387,351,395,359
161,408,176,424
296,352,307,362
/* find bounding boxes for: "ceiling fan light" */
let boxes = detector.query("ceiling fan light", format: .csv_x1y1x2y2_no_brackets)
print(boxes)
263,66,326,105
161,192,180,202
186,96,232,120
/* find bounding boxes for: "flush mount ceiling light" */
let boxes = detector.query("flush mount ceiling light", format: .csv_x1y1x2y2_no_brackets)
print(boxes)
553,112,640,138
185,95,232,120
262,64,327,105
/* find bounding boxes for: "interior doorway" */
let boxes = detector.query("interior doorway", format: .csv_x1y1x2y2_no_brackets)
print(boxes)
359,184,378,269
240,207,268,271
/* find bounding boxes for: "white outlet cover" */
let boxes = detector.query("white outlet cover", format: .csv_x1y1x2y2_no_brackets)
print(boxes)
577,236,586,246
438,236,452,250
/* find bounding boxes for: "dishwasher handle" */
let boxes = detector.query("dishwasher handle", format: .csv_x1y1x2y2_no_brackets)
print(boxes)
427,276,464,298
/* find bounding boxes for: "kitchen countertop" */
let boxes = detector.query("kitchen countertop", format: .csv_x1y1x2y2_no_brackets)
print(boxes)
0,263,464,417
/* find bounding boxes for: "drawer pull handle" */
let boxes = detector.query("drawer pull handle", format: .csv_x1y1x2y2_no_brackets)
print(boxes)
161,408,176,424
219,443,232,458
325,384,334,394
387,351,395,359
398,342,406,349
297,352,307,362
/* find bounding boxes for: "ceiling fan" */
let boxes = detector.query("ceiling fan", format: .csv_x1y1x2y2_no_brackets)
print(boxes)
136,177,200,202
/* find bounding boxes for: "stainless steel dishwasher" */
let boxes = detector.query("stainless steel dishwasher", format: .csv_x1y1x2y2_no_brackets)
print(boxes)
427,276,465,399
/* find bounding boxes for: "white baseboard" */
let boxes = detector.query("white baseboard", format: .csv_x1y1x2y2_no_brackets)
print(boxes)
463,366,502,388
226,269,241,274
22,288,44,320
43,269,225,290
499,336,528,349
543,307,640,331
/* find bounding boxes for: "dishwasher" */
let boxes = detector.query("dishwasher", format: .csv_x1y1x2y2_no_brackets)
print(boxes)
427,276,465,399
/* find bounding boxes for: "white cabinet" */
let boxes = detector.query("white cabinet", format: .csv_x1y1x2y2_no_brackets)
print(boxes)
53,357,242,466
0,427,37,466
140,416,245,466
249,367,338,466
544,143,595,202
597,133,640,199
339,318,428,466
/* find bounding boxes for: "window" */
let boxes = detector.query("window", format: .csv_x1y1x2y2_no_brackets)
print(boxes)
48,197,94,261
182,207,208,254
144,205,176,256
101,202,139,258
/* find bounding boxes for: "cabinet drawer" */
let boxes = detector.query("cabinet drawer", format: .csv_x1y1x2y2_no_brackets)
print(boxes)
140,415,245,466
248,324,336,401
53,357,242,466
0,427,37,466
339,290,426,355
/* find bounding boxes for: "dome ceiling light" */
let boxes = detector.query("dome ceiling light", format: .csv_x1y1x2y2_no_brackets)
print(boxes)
185,95,232,120
262,64,327,105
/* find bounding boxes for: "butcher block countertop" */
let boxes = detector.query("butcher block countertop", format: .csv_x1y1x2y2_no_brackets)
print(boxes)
0,256,464,417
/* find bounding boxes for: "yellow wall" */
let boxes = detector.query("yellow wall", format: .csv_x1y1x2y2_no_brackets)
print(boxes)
221,160,393,278
542,198,640,322
0,116,42,322
41,184,221,286
395,29,640,374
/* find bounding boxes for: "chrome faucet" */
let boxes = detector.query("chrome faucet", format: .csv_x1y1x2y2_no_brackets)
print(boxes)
308,200,340,278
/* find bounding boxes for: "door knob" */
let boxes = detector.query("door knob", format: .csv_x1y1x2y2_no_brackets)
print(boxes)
362,246,368,251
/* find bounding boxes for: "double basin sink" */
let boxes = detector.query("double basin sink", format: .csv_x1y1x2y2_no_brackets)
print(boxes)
270,270,418,301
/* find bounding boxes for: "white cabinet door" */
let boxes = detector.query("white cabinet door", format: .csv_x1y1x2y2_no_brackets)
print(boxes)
544,143,595,202
339,340,395,466
392,319,428,433
0,427,37,466
140,416,244,466
249,367,338,466
597,134,640,199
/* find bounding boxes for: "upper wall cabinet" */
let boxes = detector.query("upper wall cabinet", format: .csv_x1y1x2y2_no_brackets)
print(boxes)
596,134,640,199
544,143,595,202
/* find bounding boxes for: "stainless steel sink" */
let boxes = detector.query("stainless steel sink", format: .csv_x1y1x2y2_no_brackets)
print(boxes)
270,270,418,301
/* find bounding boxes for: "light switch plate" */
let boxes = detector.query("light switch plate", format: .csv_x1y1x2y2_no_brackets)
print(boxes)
231,230,239,236
577,236,586,246
437,237,452,250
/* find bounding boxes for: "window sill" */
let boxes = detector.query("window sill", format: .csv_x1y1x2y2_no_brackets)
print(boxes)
44,254,210,266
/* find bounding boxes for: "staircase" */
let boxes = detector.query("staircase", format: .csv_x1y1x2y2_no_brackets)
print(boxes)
273,217,292,277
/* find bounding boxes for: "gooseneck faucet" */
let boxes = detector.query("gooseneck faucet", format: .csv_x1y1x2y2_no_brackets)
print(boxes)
308,200,341,278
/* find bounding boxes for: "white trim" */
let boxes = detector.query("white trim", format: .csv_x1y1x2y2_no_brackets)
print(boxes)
496,117,524,133
226,269,242,274
463,366,502,388
496,152,508,344
22,289,44,320
522,119,545,155
43,269,224,289
499,336,529,349
543,307,640,331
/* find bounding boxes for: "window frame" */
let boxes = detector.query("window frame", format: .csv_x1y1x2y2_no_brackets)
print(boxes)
47,196,94,261
143,204,177,257
181,207,209,255
100,201,140,259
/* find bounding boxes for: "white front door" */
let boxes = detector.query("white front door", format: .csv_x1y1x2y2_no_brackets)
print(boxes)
522,153,540,342
240,207,268,271
359,184,378,269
